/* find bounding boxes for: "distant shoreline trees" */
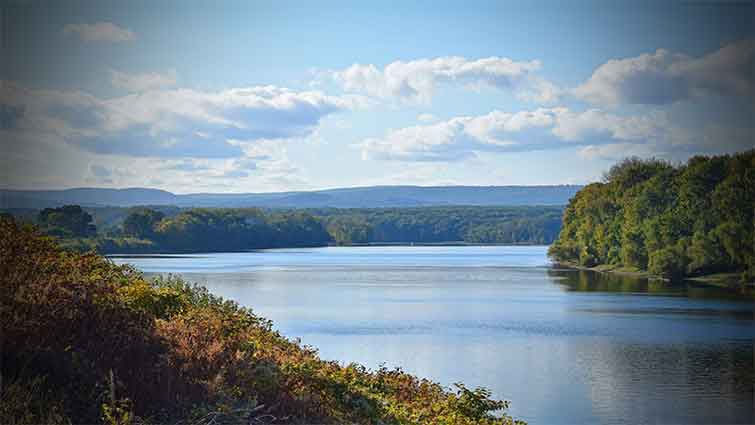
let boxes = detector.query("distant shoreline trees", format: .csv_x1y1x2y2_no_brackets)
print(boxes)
317,206,564,246
10,205,565,253
549,150,754,281
112,208,332,252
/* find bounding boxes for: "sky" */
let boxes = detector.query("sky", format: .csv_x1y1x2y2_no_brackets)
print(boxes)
1,0,753,193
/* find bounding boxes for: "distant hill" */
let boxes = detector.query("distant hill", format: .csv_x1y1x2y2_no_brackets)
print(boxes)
1,185,582,209
0,188,177,209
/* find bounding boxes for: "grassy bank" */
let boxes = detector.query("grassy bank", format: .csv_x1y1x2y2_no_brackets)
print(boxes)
0,218,523,425
553,261,660,280
554,261,754,289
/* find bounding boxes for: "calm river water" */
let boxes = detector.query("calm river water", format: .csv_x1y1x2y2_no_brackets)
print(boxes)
113,246,755,424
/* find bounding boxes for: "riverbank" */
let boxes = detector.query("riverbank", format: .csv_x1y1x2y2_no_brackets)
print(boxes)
90,239,544,255
554,261,754,289
554,261,661,279
332,241,545,247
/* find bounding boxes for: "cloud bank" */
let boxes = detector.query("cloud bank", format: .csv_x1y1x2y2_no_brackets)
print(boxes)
331,56,553,103
62,22,135,43
1,82,363,158
358,108,670,162
574,40,755,106
110,69,177,92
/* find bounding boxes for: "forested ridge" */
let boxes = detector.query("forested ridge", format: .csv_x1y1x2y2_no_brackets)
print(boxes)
4,205,564,253
0,217,522,424
549,150,754,281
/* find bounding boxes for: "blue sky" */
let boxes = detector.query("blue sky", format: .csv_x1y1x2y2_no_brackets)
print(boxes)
2,0,753,193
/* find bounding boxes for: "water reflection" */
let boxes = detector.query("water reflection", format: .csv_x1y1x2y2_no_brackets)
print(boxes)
574,340,754,425
552,267,754,424
549,267,755,301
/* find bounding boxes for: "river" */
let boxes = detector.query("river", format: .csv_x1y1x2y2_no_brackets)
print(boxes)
112,246,754,424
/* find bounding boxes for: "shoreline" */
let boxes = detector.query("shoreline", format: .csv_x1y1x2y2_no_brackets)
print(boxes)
554,261,754,289
553,261,662,280
330,241,547,247
104,242,551,256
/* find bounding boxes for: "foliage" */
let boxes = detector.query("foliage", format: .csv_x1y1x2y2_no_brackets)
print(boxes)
1,218,523,424
37,205,96,238
43,205,564,254
315,206,564,245
122,208,165,239
152,208,332,252
550,150,754,281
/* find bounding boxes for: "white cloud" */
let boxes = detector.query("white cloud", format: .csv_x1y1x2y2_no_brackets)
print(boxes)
163,159,210,172
110,69,177,92
358,107,668,162
155,140,305,187
577,143,660,161
233,157,259,171
1,81,363,158
417,113,437,122
574,39,755,106
517,76,562,104
331,56,548,103
62,22,135,43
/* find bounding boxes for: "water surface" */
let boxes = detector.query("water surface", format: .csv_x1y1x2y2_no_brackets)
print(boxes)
113,246,755,425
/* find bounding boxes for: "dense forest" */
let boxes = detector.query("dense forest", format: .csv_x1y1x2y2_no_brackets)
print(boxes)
5,205,564,253
36,207,333,253
549,150,754,281
0,217,522,424
315,206,563,245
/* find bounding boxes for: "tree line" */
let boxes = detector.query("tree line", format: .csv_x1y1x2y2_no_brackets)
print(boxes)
549,150,754,281
33,207,332,253
315,206,563,245
16,204,565,253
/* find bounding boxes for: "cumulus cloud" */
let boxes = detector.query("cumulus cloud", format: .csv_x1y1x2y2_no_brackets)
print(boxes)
1,81,362,158
358,108,668,162
62,22,135,42
517,76,563,104
577,143,660,161
110,69,177,92
417,113,437,122
574,39,755,106
331,56,551,103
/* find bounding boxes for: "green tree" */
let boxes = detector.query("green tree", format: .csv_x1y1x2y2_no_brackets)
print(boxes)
122,208,165,239
550,150,754,281
38,205,96,238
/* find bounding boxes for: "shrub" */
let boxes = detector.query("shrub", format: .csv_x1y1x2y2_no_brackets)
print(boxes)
648,247,685,280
